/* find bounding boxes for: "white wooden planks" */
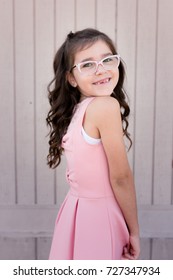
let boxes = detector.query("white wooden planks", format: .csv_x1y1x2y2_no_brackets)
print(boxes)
0,237,35,260
153,0,173,205
76,0,96,29
0,0,16,204
37,237,51,260
55,0,75,48
139,238,151,260
116,0,137,169
134,0,158,204
0,0,173,260
96,0,116,41
14,0,35,204
34,0,55,204
152,238,173,260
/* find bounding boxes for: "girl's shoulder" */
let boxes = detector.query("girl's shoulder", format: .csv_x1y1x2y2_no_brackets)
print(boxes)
84,96,121,130
86,96,120,119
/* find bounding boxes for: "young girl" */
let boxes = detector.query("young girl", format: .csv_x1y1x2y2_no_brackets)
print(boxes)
46,28,140,260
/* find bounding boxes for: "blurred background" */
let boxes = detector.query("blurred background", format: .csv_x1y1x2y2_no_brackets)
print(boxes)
0,0,173,259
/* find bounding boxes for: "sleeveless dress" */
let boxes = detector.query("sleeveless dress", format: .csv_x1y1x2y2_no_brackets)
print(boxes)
49,97,129,260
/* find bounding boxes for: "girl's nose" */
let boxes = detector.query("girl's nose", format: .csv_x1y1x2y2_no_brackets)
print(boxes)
95,63,106,75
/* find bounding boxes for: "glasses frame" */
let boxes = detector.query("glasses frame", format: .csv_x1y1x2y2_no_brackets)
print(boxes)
70,54,121,75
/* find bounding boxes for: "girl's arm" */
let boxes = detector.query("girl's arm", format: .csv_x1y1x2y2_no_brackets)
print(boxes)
88,96,140,259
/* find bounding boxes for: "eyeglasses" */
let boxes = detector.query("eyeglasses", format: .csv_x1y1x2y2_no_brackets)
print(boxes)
70,54,120,75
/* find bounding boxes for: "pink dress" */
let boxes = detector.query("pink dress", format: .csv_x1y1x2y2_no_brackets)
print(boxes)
49,97,129,260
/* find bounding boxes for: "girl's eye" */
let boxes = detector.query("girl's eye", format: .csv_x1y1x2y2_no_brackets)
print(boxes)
103,57,113,63
81,62,95,68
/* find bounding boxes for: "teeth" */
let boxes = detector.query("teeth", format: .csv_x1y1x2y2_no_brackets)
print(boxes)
94,78,110,85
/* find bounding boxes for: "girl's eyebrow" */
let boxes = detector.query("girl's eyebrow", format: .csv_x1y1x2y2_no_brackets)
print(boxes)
80,52,113,63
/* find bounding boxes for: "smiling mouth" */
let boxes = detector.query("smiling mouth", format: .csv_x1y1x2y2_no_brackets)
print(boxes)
93,78,111,85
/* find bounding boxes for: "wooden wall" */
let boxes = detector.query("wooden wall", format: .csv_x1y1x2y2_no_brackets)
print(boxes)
0,0,173,260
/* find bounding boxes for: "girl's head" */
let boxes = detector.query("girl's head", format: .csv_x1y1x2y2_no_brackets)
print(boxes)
47,28,131,168
52,28,124,101
67,39,120,100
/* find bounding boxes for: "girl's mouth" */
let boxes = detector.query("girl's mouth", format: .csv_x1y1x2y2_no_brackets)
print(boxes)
93,78,111,85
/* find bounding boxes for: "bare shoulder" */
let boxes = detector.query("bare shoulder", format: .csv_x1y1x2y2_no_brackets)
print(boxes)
91,96,120,108
86,96,120,121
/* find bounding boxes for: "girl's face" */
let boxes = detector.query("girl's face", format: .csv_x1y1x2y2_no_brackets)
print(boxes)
67,40,119,100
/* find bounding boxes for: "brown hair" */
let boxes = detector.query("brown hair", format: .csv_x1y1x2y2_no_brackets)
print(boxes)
46,28,132,168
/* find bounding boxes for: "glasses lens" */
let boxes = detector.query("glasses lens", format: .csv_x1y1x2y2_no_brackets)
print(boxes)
79,61,97,74
102,55,120,70
77,55,120,75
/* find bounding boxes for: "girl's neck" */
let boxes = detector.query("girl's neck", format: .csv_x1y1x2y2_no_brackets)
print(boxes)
79,95,88,103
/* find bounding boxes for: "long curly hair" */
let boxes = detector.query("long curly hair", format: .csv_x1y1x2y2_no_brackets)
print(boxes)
46,28,132,168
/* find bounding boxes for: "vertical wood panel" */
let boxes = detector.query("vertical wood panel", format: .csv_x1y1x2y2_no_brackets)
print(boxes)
55,0,75,48
76,0,96,30
14,0,35,204
0,0,16,203
35,0,55,204
172,140,173,204
55,0,75,206
134,0,157,204
153,0,173,204
152,238,173,260
0,0,173,260
116,0,137,169
96,0,116,41
0,237,35,260
139,238,151,260
37,237,51,260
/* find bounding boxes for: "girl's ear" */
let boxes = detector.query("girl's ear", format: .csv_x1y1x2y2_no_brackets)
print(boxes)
66,71,77,87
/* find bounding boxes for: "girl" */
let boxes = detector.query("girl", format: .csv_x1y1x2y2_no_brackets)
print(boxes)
46,28,140,260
